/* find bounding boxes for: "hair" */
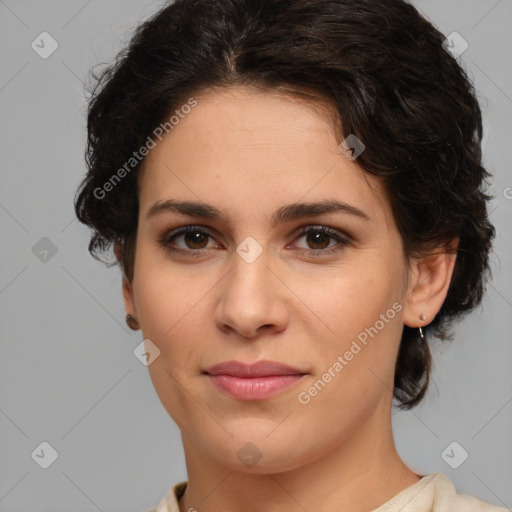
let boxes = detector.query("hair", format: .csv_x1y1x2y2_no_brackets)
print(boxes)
74,0,495,409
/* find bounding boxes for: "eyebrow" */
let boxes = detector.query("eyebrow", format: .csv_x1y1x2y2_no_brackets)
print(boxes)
146,199,370,225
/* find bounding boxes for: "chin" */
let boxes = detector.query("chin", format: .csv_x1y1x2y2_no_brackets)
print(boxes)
205,433,312,475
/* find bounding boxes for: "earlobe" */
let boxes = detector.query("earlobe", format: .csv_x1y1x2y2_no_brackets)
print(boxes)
402,239,458,328
125,313,140,330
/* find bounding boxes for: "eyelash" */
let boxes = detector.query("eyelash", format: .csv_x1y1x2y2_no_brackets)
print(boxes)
157,225,351,258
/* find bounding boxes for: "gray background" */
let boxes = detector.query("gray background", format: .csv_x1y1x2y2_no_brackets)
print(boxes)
0,1,511,511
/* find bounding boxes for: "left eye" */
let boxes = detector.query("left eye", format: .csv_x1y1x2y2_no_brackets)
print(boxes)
161,227,215,251
158,225,350,256
293,226,348,252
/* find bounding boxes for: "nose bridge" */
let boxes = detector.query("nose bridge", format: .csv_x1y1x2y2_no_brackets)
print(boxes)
235,234,266,266
215,239,287,336
229,238,271,297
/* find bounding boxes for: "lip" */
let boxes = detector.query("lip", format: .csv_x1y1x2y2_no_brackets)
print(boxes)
206,360,305,377
204,360,308,400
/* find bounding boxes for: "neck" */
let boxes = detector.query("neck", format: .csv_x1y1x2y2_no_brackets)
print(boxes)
177,404,420,512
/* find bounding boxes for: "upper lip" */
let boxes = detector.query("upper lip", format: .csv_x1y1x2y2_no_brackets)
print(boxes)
205,360,306,378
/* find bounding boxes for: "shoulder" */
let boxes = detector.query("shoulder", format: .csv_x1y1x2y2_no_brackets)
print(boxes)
142,481,188,512
143,475,509,512
432,473,508,512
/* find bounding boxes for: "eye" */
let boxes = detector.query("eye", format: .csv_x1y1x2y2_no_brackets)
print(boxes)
290,226,351,257
158,224,351,258
158,226,218,256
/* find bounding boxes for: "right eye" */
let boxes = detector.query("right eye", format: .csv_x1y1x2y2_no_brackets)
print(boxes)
158,226,220,255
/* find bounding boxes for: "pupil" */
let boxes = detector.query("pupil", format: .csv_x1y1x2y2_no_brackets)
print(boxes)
186,232,207,248
308,232,329,250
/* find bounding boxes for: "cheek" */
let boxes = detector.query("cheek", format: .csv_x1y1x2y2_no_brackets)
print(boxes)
133,245,189,330
293,297,403,439
132,249,219,364
295,255,405,390
132,254,212,425
297,258,402,338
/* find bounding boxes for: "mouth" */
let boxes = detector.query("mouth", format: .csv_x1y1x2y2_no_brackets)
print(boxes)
203,360,308,400
205,359,306,377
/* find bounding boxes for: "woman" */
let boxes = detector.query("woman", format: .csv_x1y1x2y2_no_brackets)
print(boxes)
74,1,505,511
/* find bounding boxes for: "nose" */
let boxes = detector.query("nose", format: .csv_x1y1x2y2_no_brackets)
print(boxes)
214,248,289,339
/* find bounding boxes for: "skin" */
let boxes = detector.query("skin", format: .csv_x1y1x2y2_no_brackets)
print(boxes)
116,85,457,512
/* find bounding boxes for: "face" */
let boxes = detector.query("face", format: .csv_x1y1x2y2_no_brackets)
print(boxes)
123,85,416,473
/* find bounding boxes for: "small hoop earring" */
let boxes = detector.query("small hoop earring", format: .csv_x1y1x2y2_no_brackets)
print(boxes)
125,314,139,330
418,326,425,343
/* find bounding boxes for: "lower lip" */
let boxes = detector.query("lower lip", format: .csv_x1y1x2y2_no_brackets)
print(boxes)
208,374,305,400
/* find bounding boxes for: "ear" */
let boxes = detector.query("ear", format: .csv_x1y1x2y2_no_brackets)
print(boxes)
402,238,459,328
114,241,137,321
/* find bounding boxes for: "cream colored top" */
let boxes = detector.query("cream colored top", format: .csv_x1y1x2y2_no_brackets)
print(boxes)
144,473,508,512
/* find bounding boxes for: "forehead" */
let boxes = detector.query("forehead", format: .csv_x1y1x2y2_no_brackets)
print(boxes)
137,85,391,226
146,86,340,165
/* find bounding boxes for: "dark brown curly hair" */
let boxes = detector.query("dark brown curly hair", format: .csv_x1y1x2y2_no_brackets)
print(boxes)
74,0,495,409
